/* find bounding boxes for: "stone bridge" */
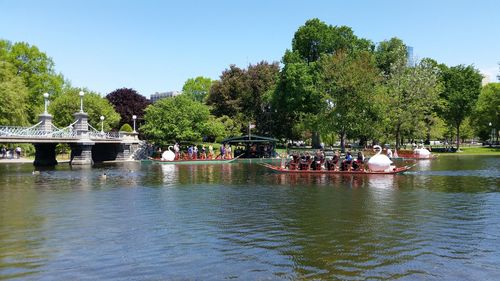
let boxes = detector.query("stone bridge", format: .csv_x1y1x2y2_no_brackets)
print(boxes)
0,93,141,166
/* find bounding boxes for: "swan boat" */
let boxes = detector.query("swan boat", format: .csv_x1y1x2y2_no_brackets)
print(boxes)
143,146,242,164
262,145,414,174
260,163,413,174
144,158,238,164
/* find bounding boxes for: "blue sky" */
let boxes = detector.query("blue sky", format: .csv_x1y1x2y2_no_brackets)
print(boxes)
1,0,498,98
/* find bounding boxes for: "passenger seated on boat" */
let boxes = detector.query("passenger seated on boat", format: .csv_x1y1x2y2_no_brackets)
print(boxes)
341,152,353,171
286,154,300,170
311,150,324,170
352,151,365,171
299,153,311,170
327,151,340,170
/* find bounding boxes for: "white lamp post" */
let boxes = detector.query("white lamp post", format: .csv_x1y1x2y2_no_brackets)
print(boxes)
132,115,137,133
79,91,85,113
489,122,493,146
43,92,49,114
100,115,105,133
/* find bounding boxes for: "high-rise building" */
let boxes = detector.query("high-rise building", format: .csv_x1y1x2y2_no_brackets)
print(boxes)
407,46,414,67
150,91,181,103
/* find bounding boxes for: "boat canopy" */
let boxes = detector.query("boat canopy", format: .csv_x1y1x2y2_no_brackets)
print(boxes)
221,135,278,158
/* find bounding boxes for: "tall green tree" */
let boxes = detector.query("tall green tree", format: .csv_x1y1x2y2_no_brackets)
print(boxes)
206,62,279,135
439,65,482,150
182,76,213,103
106,88,150,128
0,61,29,125
375,37,408,76
0,40,65,123
49,87,120,131
473,83,500,142
141,94,227,145
318,51,380,152
273,18,372,147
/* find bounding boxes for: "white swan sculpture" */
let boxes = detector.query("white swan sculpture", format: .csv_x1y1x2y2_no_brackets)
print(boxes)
368,145,394,172
413,144,431,159
161,146,176,161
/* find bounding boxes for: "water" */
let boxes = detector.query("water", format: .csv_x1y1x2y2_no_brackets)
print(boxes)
0,156,499,280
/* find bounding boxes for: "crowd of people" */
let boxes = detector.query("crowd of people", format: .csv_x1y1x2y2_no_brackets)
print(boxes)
285,150,366,171
167,143,233,161
1,145,22,159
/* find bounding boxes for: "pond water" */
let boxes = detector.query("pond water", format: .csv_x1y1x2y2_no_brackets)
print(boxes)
0,156,499,280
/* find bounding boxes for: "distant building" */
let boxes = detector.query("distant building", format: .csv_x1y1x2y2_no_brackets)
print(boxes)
150,91,181,103
407,46,414,67
481,73,490,86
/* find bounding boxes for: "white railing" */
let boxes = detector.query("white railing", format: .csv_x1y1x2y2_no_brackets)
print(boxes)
0,121,122,140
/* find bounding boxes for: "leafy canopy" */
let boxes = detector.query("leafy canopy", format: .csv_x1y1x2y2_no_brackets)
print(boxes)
106,88,150,128
141,94,228,145
49,87,120,131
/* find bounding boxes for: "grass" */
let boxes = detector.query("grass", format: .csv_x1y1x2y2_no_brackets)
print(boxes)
435,146,500,155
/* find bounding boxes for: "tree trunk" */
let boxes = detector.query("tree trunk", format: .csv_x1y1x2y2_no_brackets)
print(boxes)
311,131,321,149
456,123,460,151
395,124,401,150
340,132,346,153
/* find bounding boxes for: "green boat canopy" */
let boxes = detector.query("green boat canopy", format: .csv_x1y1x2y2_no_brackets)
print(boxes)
221,135,278,158
221,135,278,143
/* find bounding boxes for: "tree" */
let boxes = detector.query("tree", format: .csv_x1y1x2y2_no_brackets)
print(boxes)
182,76,213,103
0,61,29,125
318,51,380,152
106,88,150,128
473,83,500,142
375,37,408,76
141,95,227,145
273,18,373,147
206,62,279,135
439,65,482,150
207,65,248,119
49,87,120,131
0,40,64,123
119,123,133,132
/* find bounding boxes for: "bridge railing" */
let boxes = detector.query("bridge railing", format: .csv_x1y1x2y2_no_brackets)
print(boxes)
0,125,67,138
0,123,123,140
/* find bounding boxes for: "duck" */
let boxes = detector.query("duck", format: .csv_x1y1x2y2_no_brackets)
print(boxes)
367,145,393,172
100,172,107,180
32,170,40,175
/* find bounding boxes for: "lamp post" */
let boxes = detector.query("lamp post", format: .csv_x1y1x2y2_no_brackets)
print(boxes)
132,115,137,133
489,122,493,146
43,92,49,114
79,91,85,113
100,115,105,133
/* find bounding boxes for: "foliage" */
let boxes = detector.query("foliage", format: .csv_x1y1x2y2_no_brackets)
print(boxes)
0,40,64,123
49,87,120,131
375,37,408,75
0,61,29,125
119,123,133,132
182,76,213,103
473,83,500,141
141,95,228,145
381,52,442,149
439,64,483,150
106,88,150,128
206,62,279,135
318,51,380,151
272,18,373,147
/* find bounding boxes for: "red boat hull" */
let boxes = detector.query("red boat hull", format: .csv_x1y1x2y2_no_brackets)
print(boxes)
260,163,413,174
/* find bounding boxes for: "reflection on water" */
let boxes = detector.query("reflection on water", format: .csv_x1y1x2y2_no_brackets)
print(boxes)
0,156,499,280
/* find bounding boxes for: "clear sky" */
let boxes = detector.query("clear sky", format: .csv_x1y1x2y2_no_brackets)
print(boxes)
1,0,498,98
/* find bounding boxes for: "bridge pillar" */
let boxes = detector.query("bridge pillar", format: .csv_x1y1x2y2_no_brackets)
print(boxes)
34,143,58,166
115,143,131,161
70,141,95,165
38,113,53,132
73,112,89,137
